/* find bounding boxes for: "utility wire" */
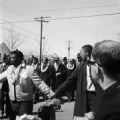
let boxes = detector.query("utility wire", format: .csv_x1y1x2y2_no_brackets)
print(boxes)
0,25,39,42
2,3,120,15
0,12,120,24
1,19,40,37
0,20,34,24
1,3,120,22
49,12,120,20
29,4,120,13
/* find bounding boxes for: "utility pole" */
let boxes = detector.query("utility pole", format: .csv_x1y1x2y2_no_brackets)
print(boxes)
34,16,49,65
66,40,72,58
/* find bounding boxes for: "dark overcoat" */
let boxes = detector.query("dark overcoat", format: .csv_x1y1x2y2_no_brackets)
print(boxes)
55,62,88,116
55,63,67,89
40,64,56,88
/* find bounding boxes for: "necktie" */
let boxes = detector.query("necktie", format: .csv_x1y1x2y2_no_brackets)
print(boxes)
14,82,17,102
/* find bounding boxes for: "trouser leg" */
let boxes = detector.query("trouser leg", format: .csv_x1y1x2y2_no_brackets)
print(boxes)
19,101,33,116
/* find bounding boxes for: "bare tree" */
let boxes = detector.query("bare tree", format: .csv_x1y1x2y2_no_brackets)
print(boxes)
4,25,23,51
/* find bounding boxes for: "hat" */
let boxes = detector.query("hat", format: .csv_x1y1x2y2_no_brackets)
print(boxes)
62,57,67,61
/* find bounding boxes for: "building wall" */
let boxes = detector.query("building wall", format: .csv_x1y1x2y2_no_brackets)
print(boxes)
0,42,10,63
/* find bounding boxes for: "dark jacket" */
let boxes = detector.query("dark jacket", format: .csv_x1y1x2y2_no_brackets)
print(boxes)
40,64,56,88
95,81,120,120
55,63,67,89
55,62,89,116
67,65,76,77
66,65,76,91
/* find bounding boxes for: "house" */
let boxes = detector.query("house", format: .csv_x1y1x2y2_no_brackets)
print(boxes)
0,42,11,63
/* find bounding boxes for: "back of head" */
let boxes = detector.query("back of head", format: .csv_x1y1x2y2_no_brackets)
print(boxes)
92,40,120,77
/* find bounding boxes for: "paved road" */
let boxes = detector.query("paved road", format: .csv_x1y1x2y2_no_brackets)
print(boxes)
0,100,74,120
56,102,74,120
34,100,74,120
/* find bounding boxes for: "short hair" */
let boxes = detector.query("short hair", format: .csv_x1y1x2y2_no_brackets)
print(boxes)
33,57,38,63
63,57,67,61
82,44,93,55
43,57,48,62
92,40,120,76
11,50,24,61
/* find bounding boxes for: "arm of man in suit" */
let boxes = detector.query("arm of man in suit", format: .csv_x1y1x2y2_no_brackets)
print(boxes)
52,66,78,98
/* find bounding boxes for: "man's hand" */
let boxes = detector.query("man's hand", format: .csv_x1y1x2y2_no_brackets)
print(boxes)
84,111,95,120
50,98,61,110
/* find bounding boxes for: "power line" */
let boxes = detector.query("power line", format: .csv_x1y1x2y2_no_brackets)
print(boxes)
1,19,40,37
29,4,120,13
0,20,34,24
0,12,120,24
1,3,120,21
0,25,39,42
1,4,119,23
2,3,120,17
49,12,120,20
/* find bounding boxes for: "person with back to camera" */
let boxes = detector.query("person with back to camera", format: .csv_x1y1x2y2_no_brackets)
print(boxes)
91,40,120,120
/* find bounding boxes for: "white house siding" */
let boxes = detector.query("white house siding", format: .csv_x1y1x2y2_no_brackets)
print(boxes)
0,42,10,63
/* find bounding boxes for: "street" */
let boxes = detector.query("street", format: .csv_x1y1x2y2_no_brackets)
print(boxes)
33,99,74,120
0,98,74,120
56,102,74,120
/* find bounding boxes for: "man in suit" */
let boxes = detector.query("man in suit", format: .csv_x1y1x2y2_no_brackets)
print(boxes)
40,57,55,89
54,57,67,90
40,57,56,100
66,58,76,102
51,45,96,120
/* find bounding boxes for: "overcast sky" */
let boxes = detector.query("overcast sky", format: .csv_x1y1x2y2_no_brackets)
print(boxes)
0,0,120,58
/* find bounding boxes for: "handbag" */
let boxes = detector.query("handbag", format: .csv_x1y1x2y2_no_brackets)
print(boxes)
38,106,56,120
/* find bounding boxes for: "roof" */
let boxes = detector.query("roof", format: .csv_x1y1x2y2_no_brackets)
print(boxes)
0,42,11,54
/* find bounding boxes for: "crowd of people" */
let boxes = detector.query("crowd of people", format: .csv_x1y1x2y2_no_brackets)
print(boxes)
0,39,120,120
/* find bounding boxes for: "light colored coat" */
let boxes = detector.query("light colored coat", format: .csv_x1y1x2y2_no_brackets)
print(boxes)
0,65,54,101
